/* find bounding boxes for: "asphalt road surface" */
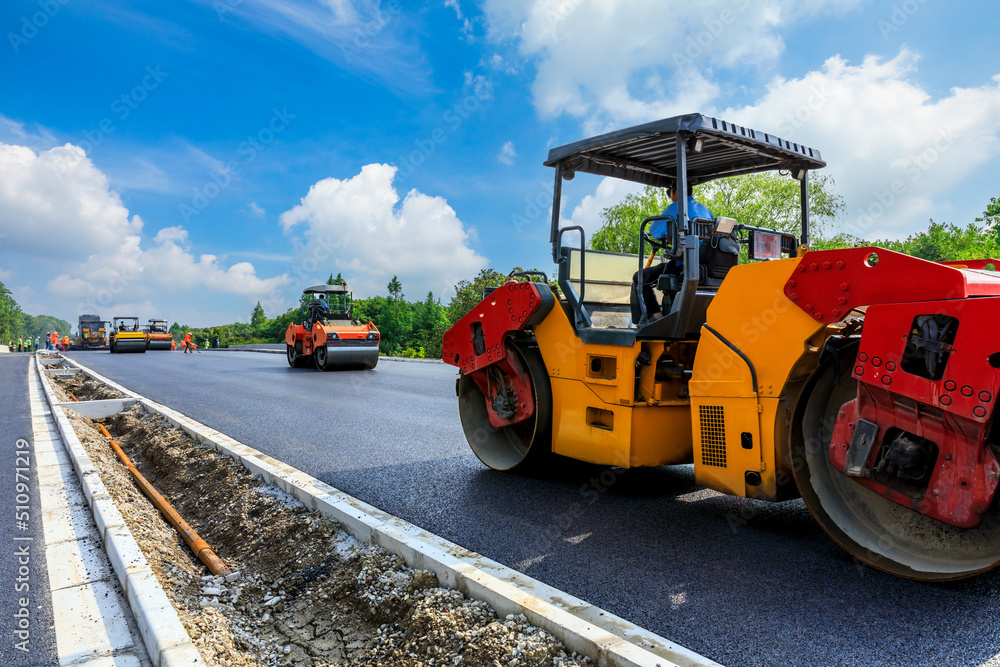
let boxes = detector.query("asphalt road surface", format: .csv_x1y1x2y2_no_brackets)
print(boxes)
0,355,58,666
65,349,1000,667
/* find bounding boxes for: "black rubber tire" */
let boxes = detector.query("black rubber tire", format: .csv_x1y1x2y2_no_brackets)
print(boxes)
793,356,1000,581
315,346,328,371
457,343,552,473
286,344,298,368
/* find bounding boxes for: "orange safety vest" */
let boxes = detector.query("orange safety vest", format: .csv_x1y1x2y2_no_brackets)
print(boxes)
62,336,70,346
50,333,58,345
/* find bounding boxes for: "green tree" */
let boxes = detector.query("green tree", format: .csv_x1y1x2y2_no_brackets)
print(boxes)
379,276,412,354
250,302,266,330
448,268,508,324
327,272,344,285
590,173,844,254
0,280,24,343
873,221,1000,262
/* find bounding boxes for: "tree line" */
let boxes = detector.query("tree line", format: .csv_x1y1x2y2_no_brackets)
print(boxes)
0,284,72,345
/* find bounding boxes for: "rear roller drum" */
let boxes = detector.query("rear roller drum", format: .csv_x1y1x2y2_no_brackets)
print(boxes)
287,344,310,368
457,343,551,472
794,355,1000,581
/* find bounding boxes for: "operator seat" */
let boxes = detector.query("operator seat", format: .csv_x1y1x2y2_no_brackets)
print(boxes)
657,233,740,315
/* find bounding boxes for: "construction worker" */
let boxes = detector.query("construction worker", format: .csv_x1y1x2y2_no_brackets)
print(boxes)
34,336,39,352
61,335,70,351
183,332,192,353
50,331,58,350
170,339,176,351
18,335,24,352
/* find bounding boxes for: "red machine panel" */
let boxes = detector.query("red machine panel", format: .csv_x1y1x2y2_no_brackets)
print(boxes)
829,297,1000,528
442,281,554,374
784,247,1000,324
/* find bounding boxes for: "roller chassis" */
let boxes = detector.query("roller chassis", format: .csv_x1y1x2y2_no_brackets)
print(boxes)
443,112,1000,581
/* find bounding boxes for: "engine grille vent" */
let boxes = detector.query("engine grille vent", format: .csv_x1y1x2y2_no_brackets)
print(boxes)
699,405,727,468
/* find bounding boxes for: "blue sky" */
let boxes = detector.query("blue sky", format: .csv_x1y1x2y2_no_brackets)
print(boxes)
1,0,999,327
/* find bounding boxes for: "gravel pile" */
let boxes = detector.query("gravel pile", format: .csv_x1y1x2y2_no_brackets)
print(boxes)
63,401,590,667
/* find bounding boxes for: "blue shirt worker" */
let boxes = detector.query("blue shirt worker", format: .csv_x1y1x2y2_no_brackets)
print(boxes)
631,183,714,325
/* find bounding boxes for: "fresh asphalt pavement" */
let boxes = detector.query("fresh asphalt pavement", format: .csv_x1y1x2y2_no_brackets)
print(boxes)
0,354,58,665
65,349,1000,667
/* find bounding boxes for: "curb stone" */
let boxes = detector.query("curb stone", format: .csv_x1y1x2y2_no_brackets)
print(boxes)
35,357,208,667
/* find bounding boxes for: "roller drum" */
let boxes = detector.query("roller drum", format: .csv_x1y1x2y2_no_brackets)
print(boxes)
114,337,148,353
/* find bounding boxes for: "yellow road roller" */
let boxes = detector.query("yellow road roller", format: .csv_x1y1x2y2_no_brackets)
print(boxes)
110,316,147,353
443,113,1000,581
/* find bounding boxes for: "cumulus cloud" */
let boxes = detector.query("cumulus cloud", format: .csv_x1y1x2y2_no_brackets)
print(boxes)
0,143,142,259
564,177,643,240
483,0,864,124
721,49,1000,237
280,163,487,298
0,140,289,322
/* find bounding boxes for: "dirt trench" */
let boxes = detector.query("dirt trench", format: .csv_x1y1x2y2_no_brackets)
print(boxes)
54,375,589,667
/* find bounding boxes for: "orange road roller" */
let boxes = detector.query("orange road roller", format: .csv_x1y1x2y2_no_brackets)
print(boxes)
443,113,1000,581
285,284,380,371
144,319,173,351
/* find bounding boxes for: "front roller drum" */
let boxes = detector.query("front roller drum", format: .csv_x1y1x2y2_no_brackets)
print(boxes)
794,354,1000,581
147,339,172,351
457,343,551,472
114,338,147,354
315,344,379,371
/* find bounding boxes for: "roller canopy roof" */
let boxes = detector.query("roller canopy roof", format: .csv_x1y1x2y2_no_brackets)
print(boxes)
304,284,351,294
544,113,825,188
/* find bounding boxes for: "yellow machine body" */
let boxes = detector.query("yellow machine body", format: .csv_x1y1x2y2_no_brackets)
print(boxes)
530,255,829,500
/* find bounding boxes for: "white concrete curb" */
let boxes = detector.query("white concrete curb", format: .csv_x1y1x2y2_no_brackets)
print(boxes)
60,355,719,667
35,357,206,667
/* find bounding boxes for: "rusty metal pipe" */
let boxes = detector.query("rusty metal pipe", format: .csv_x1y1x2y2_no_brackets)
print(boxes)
95,422,232,576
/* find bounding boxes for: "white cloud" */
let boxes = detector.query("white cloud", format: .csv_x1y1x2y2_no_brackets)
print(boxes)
721,49,1000,237
563,177,643,241
0,143,143,259
280,163,488,298
483,0,864,124
484,0,1000,239
445,0,462,19
0,140,289,324
497,141,517,165
248,201,266,217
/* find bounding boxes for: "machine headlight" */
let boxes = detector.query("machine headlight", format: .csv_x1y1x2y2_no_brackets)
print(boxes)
328,332,339,341
367,332,379,340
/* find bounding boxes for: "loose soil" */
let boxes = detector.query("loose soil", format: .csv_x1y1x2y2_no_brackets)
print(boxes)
45,360,128,403
54,374,589,667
